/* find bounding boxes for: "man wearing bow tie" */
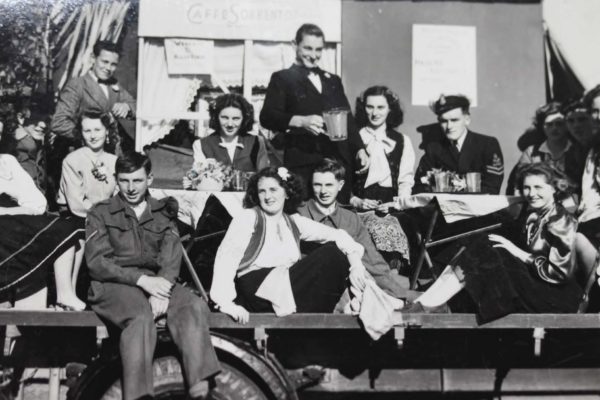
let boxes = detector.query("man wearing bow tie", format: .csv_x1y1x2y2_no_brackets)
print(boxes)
260,23,367,203
51,40,136,145
413,95,504,194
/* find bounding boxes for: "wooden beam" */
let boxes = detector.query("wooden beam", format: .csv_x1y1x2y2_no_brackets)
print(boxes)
0,311,598,330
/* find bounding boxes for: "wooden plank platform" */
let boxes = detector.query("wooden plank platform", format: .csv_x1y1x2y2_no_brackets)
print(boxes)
0,310,598,330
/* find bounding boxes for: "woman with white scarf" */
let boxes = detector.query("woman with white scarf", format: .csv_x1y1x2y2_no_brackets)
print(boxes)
350,86,415,212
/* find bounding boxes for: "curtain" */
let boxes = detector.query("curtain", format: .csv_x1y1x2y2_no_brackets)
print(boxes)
136,39,202,151
51,0,130,91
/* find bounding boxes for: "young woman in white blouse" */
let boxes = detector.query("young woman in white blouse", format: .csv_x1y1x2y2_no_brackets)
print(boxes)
210,166,369,324
57,112,117,220
0,139,86,311
351,86,415,211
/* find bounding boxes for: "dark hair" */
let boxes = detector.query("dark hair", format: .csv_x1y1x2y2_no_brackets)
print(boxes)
355,85,404,128
583,84,600,108
116,152,152,176
562,99,589,116
243,167,305,214
516,162,574,201
93,40,121,57
295,23,325,44
430,94,470,116
534,101,563,130
313,157,346,181
78,112,118,150
208,94,254,136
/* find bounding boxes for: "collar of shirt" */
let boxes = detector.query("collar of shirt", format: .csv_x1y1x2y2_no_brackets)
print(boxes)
89,71,110,98
450,130,468,151
306,198,340,228
538,140,572,158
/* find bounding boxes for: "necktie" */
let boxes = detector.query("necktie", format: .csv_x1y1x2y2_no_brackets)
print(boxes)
450,140,460,159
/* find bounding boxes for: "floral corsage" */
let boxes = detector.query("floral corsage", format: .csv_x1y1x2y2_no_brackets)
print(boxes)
183,159,233,190
91,161,109,183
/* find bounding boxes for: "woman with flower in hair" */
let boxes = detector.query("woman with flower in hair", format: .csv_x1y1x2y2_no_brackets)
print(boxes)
193,93,269,173
211,166,369,323
404,163,582,322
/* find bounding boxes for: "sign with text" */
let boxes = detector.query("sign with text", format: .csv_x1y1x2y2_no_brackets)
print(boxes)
412,24,478,106
164,39,214,75
139,0,342,42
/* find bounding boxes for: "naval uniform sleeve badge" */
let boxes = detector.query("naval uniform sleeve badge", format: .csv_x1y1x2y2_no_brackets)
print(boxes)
486,153,504,175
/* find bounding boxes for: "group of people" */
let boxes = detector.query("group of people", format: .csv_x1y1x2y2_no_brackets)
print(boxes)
0,20,599,400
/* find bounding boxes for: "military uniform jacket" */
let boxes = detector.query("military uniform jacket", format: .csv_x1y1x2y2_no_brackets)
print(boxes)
259,64,362,169
85,194,181,286
414,130,504,194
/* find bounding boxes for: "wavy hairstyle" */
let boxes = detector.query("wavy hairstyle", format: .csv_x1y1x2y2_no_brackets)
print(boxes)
516,162,575,202
533,101,563,130
78,112,119,153
243,167,305,214
355,85,404,129
209,93,255,137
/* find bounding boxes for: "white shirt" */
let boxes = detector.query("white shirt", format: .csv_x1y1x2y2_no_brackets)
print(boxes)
0,154,46,215
210,209,363,310
578,148,600,223
307,72,322,93
90,72,109,99
453,131,468,152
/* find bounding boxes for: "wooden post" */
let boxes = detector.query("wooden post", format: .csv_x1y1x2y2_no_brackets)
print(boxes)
48,368,61,400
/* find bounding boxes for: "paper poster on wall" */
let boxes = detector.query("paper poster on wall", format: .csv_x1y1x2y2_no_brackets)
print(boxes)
164,39,214,75
412,24,477,106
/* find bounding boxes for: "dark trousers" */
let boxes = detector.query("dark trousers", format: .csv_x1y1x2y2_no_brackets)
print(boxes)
89,282,220,400
236,243,350,313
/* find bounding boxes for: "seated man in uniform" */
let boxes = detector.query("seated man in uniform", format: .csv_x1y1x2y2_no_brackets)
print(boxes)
297,158,413,300
413,94,504,194
85,153,220,400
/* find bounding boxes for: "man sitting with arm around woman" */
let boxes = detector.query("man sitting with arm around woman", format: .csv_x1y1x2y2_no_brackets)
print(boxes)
210,166,369,323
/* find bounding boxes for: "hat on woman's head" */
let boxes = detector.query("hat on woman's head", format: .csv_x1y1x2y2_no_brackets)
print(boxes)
430,94,470,116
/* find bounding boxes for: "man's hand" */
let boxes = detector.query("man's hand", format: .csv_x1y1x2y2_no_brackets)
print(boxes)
111,102,131,119
149,295,169,319
356,149,370,175
137,275,173,299
220,303,250,324
351,197,379,211
289,115,324,136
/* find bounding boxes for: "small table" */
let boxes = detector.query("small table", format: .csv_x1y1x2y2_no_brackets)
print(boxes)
395,193,524,289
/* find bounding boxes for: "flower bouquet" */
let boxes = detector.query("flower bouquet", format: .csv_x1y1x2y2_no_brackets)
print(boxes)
421,168,466,193
183,159,233,191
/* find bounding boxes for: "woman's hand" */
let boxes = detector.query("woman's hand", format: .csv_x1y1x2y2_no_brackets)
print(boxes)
349,264,368,292
221,303,250,324
488,234,531,263
351,197,379,210
377,202,395,214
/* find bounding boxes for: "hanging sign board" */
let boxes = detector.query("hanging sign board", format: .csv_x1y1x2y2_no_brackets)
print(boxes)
164,39,214,75
139,0,342,42
412,24,478,106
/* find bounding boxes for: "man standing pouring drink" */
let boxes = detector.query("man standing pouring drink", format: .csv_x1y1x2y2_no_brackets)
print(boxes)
260,23,368,202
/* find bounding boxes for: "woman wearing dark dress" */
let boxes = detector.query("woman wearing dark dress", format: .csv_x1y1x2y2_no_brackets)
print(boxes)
192,93,268,173
405,163,582,323
0,138,85,310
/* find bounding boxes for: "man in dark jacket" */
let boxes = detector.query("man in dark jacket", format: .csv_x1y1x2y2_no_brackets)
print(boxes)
86,153,219,400
413,95,504,194
260,23,367,202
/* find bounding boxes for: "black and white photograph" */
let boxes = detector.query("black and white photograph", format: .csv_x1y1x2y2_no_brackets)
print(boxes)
0,0,599,398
